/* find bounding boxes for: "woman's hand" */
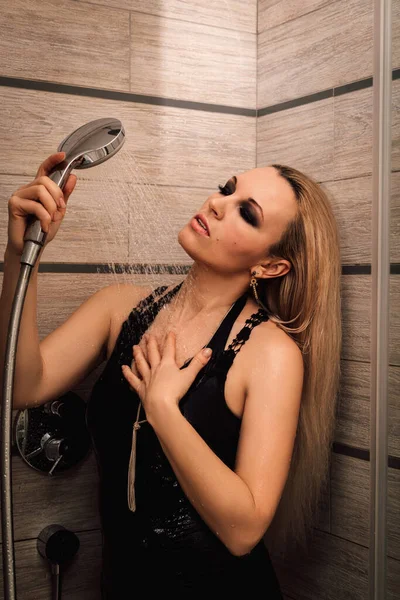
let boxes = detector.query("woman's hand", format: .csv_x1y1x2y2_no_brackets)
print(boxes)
7,152,77,256
121,331,212,421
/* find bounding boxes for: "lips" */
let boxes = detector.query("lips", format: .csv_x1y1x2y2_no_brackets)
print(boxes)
194,213,210,235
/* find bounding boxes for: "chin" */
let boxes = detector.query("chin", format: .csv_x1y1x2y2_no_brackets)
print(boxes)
177,226,212,264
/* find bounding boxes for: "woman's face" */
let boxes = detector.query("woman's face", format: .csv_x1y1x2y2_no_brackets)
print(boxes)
178,166,298,275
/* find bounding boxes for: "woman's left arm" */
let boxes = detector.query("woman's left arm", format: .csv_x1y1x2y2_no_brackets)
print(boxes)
144,331,304,557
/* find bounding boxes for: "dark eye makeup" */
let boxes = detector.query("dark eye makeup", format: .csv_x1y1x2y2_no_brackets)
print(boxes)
217,182,259,227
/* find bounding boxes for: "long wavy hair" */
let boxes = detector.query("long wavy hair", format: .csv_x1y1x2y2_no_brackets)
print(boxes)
257,165,342,559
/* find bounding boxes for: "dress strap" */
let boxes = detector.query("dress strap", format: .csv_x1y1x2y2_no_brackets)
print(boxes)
226,308,270,357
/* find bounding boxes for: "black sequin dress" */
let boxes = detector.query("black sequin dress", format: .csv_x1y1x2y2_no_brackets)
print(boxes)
86,282,284,598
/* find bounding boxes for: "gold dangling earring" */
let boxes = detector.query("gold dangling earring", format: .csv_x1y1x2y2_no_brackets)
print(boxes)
250,270,260,303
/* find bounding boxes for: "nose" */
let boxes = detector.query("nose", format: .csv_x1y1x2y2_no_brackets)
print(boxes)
208,193,227,218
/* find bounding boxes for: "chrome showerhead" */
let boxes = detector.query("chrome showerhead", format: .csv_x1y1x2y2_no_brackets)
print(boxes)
49,117,125,188
22,117,125,266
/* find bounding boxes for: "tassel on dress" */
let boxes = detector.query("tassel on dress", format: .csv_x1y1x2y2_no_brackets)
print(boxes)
127,401,146,512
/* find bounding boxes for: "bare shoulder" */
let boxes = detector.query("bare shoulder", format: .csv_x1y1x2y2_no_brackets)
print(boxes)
241,318,304,390
104,282,155,359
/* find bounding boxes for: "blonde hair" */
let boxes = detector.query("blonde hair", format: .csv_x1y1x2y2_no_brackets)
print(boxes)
258,164,342,559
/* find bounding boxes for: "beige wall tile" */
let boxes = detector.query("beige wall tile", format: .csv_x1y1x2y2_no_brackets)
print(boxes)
258,2,336,107
388,556,400,600
393,0,400,69
333,70,399,180
333,0,373,87
0,530,102,600
128,185,214,264
130,13,256,107
77,0,257,33
391,173,400,264
258,0,373,108
335,360,370,451
331,455,400,561
325,171,399,265
0,453,100,543
333,87,373,179
388,466,400,561
340,275,399,366
336,362,399,457
33,273,184,340
0,86,255,190
0,176,215,266
0,0,130,91
331,454,370,547
323,176,372,265
258,0,332,32
341,275,371,362
257,97,334,182
388,367,400,460
390,277,400,365
271,528,368,600
392,79,400,171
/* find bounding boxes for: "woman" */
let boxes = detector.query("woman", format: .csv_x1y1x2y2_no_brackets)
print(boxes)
1,152,342,597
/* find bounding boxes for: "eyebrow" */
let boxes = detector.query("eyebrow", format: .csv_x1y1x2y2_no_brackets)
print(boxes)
232,175,264,222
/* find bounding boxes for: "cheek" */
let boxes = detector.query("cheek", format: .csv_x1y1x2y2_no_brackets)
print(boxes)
216,227,257,257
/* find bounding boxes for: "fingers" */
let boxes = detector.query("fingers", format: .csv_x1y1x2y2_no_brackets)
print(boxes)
63,174,77,202
16,180,62,213
132,345,150,383
36,152,66,178
163,331,176,362
121,364,141,394
186,346,212,374
145,334,161,367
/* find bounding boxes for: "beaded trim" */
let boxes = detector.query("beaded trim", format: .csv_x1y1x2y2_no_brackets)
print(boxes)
226,308,269,355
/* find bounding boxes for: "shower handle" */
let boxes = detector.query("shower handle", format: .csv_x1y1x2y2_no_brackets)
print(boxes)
20,157,84,268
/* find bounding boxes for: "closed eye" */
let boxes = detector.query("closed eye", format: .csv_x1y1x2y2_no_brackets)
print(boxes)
239,204,258,226
218,182,259,227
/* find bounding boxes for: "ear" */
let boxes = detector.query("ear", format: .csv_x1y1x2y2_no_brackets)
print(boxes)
251,260,291,280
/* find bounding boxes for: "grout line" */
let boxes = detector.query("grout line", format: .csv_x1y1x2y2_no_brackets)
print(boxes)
75,1,255,35
2,171,400,185
257,0,334,35
1,527,102,546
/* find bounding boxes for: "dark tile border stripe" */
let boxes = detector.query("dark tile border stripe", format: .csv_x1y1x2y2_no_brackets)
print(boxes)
0,76,256,117
332,442,400,470
1,263,399,274
258,68,399,117
1,68,399,118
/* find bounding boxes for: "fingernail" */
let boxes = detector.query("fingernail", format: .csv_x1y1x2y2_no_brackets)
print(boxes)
202,348,212,357
59,197,66,208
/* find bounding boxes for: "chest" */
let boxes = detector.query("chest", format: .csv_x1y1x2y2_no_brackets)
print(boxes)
108,307,253,419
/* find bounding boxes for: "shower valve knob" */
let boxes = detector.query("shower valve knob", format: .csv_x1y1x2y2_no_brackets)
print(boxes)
44,400,65,417
42,434,67,462
15,391,91,475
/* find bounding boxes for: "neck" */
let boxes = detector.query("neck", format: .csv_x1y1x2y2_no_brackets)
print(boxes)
172,262,250,320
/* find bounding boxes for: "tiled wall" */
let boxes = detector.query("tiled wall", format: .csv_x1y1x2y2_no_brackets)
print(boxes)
0,0,398,598
0,1,256,597
256,1,400,598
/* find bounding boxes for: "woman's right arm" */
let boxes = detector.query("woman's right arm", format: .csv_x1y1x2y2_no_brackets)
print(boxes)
0,247,115,409
0,151,112,409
